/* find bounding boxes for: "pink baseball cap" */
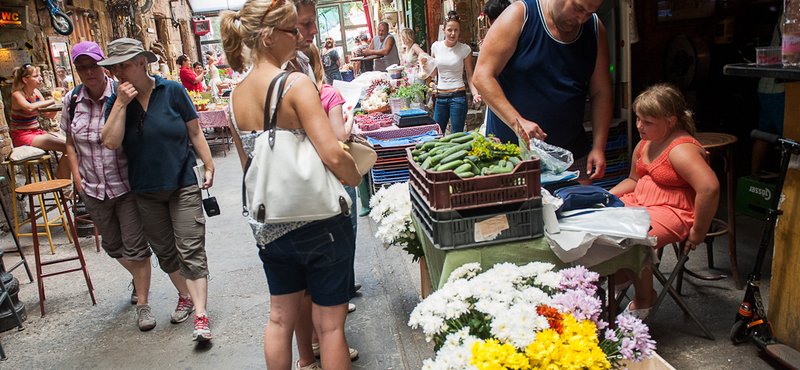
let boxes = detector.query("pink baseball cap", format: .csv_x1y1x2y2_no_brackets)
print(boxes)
71,41,105,63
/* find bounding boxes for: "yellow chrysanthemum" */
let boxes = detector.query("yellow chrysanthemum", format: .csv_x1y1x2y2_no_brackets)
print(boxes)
471,339,531,370
524,316,611,370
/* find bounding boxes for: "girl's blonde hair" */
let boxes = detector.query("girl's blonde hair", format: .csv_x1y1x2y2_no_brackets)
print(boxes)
324,37,334,49
632,83,697,137
219,0,297,72
400,28,416,46
11,64,37,92
304,44,325,87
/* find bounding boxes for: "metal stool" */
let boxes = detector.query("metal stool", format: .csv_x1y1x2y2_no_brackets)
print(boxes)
15,180,95,316
3,156,72,255
0,175,32,283
696,132,741,290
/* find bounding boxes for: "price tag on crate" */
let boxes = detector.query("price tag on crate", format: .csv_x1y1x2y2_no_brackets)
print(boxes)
474,215,510,242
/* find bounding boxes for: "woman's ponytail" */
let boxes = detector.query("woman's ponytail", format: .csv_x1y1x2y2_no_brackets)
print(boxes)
219,10,246,72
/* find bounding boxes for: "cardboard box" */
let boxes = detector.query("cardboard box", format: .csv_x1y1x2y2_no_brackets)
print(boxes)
736,174,777,220
621,353,676,370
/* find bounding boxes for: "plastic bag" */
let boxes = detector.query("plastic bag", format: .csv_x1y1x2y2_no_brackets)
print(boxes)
418,53,438,80
529,138,573,174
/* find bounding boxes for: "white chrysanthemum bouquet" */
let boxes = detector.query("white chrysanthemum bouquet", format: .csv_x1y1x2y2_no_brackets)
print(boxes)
409,262,657,369
369,182,424,261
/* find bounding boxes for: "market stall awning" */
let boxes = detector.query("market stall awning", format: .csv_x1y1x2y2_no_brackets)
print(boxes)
187,0,245,14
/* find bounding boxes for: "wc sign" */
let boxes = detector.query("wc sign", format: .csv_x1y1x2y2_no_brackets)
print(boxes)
0,6,26,29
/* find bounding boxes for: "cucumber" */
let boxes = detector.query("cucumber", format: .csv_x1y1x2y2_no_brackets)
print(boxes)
418,153,429,162
452,135,474,144
486,167,513,175
420,157,433,171
411,149,422,156
413,156,419,162
455,171,474,178
505,161,514,170
498,159,507,168
436,160,463,172
442,150,468,164
508,157,521,166
469,161,481,174
464,155,479,163
480,167,488,176
422,141,439,150
415,142,425,149
430,153,446,166
439,132,468,142
441,142,473,159
454,163,471,173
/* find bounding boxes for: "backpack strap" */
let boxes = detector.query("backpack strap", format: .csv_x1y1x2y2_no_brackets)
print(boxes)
68,84,84,122
67,81,117,122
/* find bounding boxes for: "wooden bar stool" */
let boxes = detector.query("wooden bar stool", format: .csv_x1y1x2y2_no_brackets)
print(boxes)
15,180,96,316
696,132,741,290
3,156,72,255
0,175,33,283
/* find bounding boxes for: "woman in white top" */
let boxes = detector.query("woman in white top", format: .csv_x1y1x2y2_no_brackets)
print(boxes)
431,11,481,133
400,28,425,85
205,51,223,97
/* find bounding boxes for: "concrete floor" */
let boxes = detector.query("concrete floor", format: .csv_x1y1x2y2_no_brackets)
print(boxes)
0,148,788,369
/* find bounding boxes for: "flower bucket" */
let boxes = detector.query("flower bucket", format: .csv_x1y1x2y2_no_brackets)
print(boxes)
389,97,410,113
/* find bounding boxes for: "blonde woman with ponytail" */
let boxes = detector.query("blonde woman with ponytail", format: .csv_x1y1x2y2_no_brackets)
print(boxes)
220,0,360,368
609,83,719,321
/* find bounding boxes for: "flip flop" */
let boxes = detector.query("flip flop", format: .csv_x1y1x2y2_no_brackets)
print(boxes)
622,301,652,320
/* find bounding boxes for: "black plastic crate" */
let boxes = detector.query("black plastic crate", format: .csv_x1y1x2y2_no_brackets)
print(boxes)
411,185,543,250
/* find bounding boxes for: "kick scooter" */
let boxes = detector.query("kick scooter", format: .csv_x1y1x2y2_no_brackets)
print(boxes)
730,129,800,369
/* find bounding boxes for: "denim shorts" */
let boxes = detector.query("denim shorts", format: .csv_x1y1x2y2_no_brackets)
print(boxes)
258,215,355,306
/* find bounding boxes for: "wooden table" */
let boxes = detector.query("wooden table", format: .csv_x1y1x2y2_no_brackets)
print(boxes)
197,106,231,156
724,63,800,350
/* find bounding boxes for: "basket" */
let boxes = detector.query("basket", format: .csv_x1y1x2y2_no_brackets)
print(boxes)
407,148,541,212
363,104,391,114
411,185,543,250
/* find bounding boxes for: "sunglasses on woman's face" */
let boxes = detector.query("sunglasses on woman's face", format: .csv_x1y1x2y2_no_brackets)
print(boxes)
275,28,300,36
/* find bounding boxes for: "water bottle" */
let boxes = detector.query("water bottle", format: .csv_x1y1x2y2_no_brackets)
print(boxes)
783,0,800,67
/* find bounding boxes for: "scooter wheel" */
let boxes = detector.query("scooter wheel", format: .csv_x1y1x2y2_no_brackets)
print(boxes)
730,320,751,344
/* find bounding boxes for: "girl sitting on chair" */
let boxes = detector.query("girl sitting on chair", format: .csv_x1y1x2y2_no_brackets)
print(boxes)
609,83,720,320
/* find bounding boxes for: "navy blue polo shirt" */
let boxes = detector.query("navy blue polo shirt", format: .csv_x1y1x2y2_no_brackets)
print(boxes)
105,76,200,193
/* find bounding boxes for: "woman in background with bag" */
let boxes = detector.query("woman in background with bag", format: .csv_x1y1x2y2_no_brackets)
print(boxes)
220,0,361,368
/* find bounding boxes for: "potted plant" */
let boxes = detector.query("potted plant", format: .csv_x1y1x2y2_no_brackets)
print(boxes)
389,82,427,112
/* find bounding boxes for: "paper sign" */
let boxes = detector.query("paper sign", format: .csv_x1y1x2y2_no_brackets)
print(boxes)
332,80,366,113
474,215,509,242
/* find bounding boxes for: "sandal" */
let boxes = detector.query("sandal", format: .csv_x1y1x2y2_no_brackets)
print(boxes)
622,301,652,320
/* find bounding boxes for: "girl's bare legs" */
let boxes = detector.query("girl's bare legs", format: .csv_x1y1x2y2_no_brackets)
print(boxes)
265,291,305,370
623,265,658,310
30,133,70,179
312,302,351,370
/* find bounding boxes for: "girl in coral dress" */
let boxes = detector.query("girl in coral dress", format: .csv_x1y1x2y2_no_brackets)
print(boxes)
610,84,720,319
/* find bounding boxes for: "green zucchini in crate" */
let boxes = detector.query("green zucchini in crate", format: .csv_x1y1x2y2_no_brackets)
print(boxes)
406,147,541,211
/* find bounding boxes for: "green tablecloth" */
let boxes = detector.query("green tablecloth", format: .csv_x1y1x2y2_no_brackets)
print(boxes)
413,215,652,290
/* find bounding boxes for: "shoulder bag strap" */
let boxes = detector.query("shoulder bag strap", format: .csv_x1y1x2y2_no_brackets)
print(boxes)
267,72,291,148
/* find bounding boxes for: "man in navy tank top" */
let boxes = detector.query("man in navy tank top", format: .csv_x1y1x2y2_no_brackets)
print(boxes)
474,0,611,184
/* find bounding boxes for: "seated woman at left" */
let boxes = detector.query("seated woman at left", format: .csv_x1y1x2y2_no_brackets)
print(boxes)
9,64,70,179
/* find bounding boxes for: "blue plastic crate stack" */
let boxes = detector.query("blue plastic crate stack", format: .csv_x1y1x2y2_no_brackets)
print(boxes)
585,119,630,189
